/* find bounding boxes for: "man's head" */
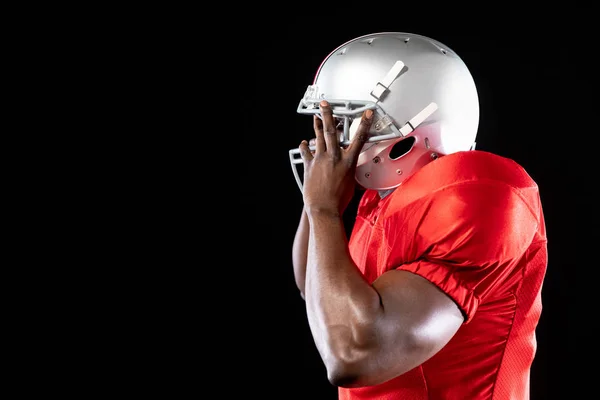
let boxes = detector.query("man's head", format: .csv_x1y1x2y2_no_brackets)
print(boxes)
289,32,479,193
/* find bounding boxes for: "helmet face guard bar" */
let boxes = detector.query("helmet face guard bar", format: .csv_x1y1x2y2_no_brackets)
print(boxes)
289,93,438,193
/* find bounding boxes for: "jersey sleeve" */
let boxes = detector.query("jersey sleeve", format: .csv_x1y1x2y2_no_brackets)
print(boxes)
394,181,539,323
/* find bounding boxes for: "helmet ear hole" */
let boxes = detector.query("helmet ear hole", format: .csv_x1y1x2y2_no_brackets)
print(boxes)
389,137,416,160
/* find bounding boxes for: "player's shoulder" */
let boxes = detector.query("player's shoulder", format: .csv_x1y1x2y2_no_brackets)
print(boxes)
412,150,536,191
387,150,540,213
454,150,534,184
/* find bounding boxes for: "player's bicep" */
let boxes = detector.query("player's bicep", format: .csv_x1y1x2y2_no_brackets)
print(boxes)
367,270,463,382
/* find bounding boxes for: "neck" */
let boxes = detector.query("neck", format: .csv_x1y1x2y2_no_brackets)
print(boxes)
378,188,395,199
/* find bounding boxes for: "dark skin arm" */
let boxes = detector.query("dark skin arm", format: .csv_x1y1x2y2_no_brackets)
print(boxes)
293,137,358,300
292,206,309,299
298,101,464,388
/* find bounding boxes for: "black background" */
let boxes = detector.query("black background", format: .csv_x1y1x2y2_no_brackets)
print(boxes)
243,18,596,400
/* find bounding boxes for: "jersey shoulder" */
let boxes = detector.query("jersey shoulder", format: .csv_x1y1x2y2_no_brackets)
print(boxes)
386,150,541,215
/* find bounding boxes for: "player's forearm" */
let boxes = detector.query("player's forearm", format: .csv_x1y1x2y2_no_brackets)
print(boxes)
292,207,310,298
305,210,383,373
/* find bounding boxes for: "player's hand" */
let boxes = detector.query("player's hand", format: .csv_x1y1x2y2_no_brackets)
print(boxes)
299,100,373,217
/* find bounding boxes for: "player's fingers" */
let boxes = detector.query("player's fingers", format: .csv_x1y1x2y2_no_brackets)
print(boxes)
319,101,340,159
347,109,373,164
299,140,314,162
313,115,326,154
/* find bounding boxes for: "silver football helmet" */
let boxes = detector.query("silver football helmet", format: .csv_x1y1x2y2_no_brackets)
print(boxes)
289,32,479,192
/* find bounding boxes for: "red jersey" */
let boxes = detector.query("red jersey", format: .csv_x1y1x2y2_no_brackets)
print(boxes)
341,150,547,400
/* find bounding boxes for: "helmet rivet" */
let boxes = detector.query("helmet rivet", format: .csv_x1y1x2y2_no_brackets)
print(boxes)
365,173,371,178
396,169,402,175
430,153,438,160
373,156,380,164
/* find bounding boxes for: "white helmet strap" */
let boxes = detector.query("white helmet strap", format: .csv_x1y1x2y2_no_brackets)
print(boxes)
370,60,406,101
349,101,438,139
364,60,438,137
